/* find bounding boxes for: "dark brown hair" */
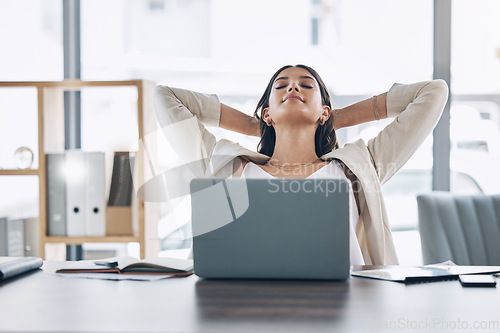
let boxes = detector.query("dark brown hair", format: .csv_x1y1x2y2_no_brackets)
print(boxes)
253,64,339,157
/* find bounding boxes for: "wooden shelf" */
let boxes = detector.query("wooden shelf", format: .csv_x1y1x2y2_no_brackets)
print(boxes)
0,169,39,176
0,79,159,259
44,236,141,245
0,79,144,88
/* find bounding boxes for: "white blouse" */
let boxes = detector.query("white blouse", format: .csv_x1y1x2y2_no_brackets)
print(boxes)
239,161,365,266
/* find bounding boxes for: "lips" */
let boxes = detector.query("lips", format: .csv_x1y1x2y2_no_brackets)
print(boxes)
283,95,304,103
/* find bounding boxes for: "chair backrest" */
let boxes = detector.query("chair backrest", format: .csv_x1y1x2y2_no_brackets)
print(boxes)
417,192,500,265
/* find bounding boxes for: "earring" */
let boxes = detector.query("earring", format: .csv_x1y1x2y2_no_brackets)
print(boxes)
319,118,326,125
266,119,272,126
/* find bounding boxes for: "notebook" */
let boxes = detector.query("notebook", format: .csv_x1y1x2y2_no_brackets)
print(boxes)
190,178,350,280
351,264,500,284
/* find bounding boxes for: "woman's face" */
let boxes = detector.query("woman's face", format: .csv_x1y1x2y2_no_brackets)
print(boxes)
264,66,330,128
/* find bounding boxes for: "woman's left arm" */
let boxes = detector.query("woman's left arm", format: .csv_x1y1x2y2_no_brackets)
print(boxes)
220,103,260,136
372,80,448,184
335,80,449,185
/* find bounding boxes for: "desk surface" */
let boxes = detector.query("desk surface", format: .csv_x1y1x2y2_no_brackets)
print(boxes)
0,262,499,333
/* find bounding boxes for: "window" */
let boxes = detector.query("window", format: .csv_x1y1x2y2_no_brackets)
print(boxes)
80,0,433,260
450,0,500,195
0,0,63,81
0,1,62,218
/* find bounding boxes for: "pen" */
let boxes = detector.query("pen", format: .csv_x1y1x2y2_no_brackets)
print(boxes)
93,260,118,267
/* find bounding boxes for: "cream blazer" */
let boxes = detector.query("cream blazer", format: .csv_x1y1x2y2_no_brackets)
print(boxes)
153,80,449,265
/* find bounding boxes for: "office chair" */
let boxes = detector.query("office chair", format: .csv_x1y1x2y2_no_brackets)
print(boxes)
417,192,500,265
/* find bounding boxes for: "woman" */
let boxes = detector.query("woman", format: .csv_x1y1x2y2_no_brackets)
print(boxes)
154,64,448,265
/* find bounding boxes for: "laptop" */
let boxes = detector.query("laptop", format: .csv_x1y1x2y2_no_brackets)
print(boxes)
0,257,43,280
190,178,350,280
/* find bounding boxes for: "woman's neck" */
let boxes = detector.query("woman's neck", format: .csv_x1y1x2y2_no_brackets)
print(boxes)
269,126,319,164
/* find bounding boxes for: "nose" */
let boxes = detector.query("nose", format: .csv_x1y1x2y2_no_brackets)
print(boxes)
287,82,300,92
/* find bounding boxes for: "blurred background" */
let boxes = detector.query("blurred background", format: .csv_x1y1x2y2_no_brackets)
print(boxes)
1,0,499,264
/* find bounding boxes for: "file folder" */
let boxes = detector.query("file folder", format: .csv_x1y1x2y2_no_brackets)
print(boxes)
85,152,105,236
0,217,7,256
7,219,25,257
46,153,67,236
23,217,39,257
49,150,106,236
65,150,87,236
0,218,25,257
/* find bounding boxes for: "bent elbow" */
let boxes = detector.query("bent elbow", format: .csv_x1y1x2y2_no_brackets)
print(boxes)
430,79,449,105
153,85,179,127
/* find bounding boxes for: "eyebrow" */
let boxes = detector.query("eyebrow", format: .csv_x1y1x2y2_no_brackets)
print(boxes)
274,76,315,82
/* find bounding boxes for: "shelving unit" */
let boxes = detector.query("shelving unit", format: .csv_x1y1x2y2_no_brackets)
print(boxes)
0,79,158,259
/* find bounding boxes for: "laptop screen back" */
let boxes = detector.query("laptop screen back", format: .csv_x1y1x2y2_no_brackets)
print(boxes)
191,178,350,280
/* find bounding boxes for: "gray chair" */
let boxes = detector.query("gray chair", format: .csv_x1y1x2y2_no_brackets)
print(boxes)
417,192,500,265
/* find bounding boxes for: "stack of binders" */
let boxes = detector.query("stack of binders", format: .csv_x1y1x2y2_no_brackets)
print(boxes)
46,150,106,237
0,217,25,256
0,217,38,257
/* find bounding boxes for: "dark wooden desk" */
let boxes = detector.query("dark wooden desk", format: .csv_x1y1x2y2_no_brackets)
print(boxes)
0,262,499,332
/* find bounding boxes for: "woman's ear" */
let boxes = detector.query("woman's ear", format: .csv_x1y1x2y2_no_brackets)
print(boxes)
262,108,273,126
322,105,332,120
318,106,331,125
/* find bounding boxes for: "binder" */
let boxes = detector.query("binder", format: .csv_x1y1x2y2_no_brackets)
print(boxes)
65,150,106,237
24,217,39,257
65,150,87,236
106,152,134,236
0,218,25,256
85,152,105,236
0,217,7,256
108,152,134,206
7,219,25,257
46,153,67,236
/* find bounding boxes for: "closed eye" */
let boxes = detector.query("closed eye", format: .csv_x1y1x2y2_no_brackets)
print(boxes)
275,85,312,89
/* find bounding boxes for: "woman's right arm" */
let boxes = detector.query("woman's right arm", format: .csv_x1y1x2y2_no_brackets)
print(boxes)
220,103,260,137
154,86,259,177
154,85,221,177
